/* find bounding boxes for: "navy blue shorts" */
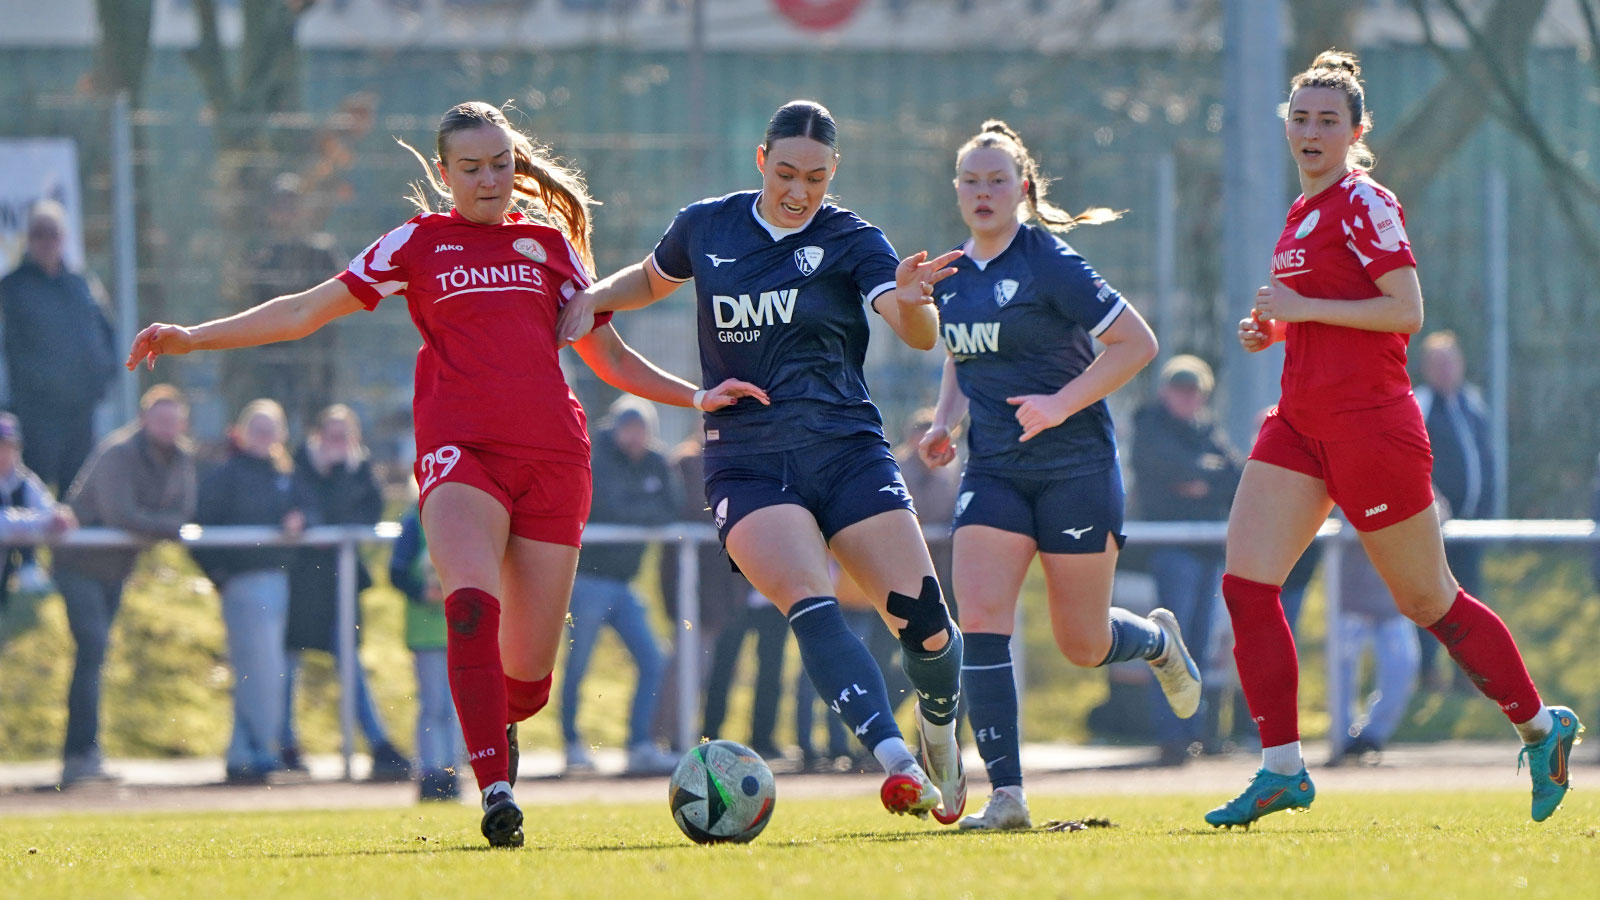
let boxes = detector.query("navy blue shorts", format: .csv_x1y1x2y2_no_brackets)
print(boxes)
952,465,1127,555
704,435,915,544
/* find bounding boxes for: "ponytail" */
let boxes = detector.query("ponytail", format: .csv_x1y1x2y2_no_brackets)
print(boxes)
399,100,597,274
957,120,1122,233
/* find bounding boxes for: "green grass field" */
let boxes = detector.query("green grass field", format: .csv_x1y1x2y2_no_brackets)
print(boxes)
4,791,1596,899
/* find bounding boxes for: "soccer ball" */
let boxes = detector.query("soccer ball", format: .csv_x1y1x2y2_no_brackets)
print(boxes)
667,740,776,844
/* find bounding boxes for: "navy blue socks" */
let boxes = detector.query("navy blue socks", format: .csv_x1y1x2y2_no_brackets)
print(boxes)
1100,608,1167,666
961,631,1023,789
787,596,900,751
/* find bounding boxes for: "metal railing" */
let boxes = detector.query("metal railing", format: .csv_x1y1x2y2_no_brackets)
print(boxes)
50,517,1598,776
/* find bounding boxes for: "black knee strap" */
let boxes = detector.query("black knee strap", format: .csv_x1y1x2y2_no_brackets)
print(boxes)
885,576,951,649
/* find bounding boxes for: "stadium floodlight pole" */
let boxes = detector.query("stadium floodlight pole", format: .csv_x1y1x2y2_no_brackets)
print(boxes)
674,537,702,754
1152,153,1178,370
1485,168,1509,517
337,535,359,781
1321,522,1348,748
1218,0,1286,452
111,89,140,425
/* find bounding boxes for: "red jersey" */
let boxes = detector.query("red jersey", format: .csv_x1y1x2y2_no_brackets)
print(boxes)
337,209,608,465
1270,169,1419,440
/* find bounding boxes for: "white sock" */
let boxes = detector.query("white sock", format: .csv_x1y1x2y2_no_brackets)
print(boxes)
871,737,916,773
1513,705,1554,744
1261,741,1304,776
919,714,958,748
480,779,513,810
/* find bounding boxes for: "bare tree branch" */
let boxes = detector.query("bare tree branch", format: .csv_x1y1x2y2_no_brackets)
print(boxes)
1433,0,1600,207
1578,0,1600,82
184,0,232,115
1380,0,1543,202
1413,0,1600,265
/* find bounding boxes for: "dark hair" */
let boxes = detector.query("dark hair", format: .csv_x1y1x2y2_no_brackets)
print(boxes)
955,120,1121,233
397,101,597,273
1286,49,1375,169
763,100,838,153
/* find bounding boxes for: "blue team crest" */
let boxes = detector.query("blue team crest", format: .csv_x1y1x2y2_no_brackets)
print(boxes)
794,245,825,276
994,279,1019,307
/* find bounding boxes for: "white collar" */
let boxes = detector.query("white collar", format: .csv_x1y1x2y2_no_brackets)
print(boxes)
751,194,818,241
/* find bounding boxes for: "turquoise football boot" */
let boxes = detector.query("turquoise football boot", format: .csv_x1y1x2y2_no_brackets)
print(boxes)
1204,768,1316,830
1521,706,1583,823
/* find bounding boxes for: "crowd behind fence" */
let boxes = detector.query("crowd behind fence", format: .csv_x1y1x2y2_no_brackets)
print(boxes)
42,517,1599,779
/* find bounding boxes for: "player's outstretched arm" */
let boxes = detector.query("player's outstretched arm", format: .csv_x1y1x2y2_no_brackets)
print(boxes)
556,256,680,346
873,249,963,351
1006,303,1158,442
572,323,769,412
127,278,365,370
919,353,968,469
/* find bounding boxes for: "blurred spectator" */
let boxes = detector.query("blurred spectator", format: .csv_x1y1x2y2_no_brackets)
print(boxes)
52,385,195,786
0,200,119,494
655,424,757,752
0,412,76,642
227,175,341,428
563,397,681,776
701,587,788,761
1130,355,1243,765
280,404,408,780
389,500,463,801
895,407,960,602
193,400,304,784
1327,526,1420,766
0,412,72,603
1413,331,1495,690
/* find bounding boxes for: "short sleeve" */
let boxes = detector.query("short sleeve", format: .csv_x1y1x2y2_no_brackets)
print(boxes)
851,225,900,309
1040,244,1127,338
554,233,613,332
336,221,418,310
1345,181,1416,281
648,206,697,283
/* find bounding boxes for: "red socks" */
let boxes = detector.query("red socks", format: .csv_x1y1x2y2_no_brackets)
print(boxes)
1426,590,1542,722
1221,574,1301,747
506,673,552,723
446,588,509,789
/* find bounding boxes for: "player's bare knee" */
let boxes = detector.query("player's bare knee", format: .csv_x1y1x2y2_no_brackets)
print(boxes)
1056,632,1109,668
885,575,953,652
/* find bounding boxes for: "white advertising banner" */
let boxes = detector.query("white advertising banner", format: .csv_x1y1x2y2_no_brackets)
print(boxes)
0,138,86,275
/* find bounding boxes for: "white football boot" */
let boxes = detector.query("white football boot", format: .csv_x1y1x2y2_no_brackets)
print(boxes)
957,785,1033,831
1147,608,1202,719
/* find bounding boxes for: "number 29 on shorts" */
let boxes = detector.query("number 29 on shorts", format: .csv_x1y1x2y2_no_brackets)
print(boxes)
419,445,462,493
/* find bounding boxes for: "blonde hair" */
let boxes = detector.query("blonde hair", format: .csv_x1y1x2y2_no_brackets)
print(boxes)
310,403,369,472
139,383,188,413
955,120,1123,233
398,100,597,274
1285,49,1376,170
233,398,292,474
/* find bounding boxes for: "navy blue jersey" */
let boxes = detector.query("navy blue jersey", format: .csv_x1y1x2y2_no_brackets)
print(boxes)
651,191,900,457
938,223,1127,477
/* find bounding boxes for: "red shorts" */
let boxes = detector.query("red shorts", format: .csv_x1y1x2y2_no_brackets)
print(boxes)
1248,408,1434,532
415,443,592,547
